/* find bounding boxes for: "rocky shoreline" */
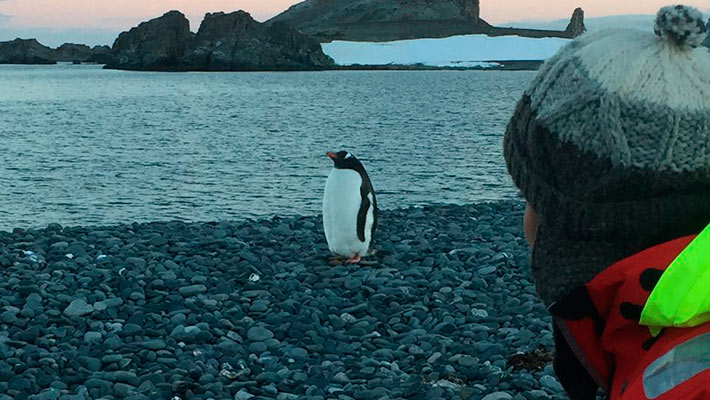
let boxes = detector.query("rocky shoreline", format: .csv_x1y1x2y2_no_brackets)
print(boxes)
0,201,566,400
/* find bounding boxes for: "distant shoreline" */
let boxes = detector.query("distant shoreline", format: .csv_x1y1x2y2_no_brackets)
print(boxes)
335,60,543,71
1,60,544,72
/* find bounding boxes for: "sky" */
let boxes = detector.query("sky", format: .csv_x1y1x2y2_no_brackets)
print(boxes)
1,0,709,47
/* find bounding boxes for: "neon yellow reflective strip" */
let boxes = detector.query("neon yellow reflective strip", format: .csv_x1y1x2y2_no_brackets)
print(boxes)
640,223,710,336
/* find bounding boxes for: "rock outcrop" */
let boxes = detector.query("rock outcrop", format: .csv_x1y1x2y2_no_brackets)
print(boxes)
565,8,586,38
703,19,710,48
55,43,112,63
105,10,334,71
182,11,333,71
486,7,585,39
88,46,112,64
105,10,193,71
1,3,589,68
271,0,585,42
0,38,56,64
0,40,114,65
269,0,487,42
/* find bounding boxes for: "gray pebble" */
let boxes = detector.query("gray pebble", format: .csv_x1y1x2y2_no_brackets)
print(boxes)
482,392,513,400
247,327,274,342
479,266,497,275
0,311,17,324
235,389,255,399
289,347,308,360
178,284,207,297
83,332,102,344
64,299,94,318
539,376,563,392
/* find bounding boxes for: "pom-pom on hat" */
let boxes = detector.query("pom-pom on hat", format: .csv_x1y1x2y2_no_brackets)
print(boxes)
654,5,707,48
503,5,710,305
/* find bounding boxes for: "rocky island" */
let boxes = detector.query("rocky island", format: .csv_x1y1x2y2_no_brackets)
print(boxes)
55,43,112,64
269,0,585,42
0,0,631,71
0,39,57,64
0,39,112,64
104,10,334,71
0,39,56,64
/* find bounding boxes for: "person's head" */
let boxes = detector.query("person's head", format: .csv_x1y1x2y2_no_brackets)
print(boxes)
504,5,710,304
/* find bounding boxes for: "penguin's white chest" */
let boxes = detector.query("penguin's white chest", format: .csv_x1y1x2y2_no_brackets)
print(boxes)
323,169,372,258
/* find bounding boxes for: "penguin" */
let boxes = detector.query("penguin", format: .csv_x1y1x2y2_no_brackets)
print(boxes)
323,151,378,264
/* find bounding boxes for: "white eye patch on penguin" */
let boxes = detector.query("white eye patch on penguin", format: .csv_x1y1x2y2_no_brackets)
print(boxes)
323,150,378,264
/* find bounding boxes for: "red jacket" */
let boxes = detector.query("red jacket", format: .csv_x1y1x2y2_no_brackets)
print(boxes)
550,235,710,399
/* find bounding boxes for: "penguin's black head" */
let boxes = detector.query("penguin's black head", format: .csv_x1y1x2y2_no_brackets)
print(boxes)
326,151,363,171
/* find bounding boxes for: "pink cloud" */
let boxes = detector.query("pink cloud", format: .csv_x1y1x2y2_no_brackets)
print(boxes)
0,0,299,30
486,0,710,24
0,0,708,31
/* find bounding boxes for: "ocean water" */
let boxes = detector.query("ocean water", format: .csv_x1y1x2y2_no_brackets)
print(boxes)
0,64,532,230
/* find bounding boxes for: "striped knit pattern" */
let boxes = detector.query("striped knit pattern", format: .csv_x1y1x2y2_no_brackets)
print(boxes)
504,23,710,305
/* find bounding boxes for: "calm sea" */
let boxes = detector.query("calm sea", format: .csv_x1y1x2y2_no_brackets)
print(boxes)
0,64,532,230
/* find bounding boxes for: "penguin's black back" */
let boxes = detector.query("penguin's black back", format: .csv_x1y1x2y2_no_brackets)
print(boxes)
356,171,377,245
331,151,378,246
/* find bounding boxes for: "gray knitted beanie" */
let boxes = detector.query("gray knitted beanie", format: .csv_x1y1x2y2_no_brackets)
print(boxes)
504,5,710,306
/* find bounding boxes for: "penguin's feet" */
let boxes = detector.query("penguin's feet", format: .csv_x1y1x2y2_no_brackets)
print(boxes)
346,254,361,264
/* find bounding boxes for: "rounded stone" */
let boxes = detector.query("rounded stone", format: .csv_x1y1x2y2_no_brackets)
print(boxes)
289,347,308,360
64,299,94,318
482,392,513,400
0,311,17,324
84,331,103,344
249,342,267,354
247,327,274,342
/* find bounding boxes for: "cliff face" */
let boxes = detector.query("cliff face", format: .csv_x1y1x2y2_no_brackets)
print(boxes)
703,19,710,48
0,39,56,64
105,11,193,71
268,0,486,42
182,11,333,71
55,43,92,62
55,43,112,63
104,10,333,71
0,40,114,65
270,0,584,42
272,0,480,26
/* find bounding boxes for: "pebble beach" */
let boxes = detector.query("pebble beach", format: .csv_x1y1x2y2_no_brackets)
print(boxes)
0,200,567,400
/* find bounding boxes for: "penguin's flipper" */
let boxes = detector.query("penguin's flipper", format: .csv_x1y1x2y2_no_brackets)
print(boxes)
370,191,378,251
356,184,373,243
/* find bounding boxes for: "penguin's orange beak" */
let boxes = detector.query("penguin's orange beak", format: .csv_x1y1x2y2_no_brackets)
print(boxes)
326,152,337,160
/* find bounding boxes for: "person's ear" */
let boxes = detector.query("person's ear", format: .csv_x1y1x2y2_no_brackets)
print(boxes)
524,203,539,247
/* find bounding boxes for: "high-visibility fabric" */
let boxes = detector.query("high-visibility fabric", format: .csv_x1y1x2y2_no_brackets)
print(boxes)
550,233,710,400
641,223,710,335
642,333,710,398
623,326,710,399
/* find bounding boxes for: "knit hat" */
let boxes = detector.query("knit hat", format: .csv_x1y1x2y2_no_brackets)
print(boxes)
504,5,710,306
